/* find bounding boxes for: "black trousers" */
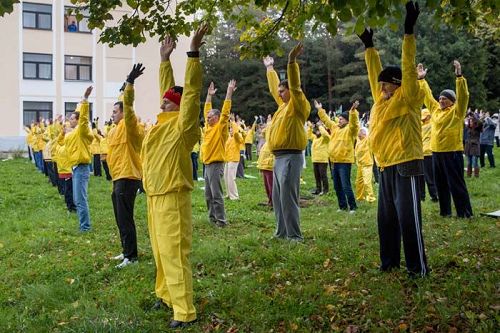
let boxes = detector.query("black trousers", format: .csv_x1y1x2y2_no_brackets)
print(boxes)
313,162,329,193
112,179,141,260
479,144,495,167
419,156,438,201
62,177,76,211
46,161,58,187
93,154,102,176
245,143,253,161
432,152,473,218
102,160,112,180
236,154,245,178
378,162,428,276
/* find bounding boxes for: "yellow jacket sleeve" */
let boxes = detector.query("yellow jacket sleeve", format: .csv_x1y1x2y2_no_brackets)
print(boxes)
419,79,440,113
204,102,211,126
401,35,420,104
266,69,283,107
288,62,311,122
455,76,469,120
124,83,145,153
220,100,231,140
178,57,202,149
77,101,93,142
159,60,175,102
318,108,336,130
365,47,383,103
349,109,360,138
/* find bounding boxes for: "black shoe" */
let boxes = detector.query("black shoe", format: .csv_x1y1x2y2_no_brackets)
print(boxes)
151,299,168,311
169,319,197,329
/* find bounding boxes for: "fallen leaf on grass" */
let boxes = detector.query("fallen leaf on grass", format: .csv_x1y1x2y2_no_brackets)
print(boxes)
66,278,75,285
345,325,359,333
290,323,298,331
398,322,408,331
323,258,331,268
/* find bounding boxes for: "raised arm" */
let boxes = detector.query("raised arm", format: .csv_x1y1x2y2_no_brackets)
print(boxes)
287,43,311,121
179,24,207,147
314,100,335,129
220,80,236,128
454,60,469,119
263,56,283,106
204,81,216,123
348,101,360,138
159,36,176,101
401,1,420,104
359,28,382,103
124,63,146,151
78,86,93,141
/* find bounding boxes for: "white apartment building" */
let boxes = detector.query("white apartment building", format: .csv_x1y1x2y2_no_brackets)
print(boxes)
0,0,189,151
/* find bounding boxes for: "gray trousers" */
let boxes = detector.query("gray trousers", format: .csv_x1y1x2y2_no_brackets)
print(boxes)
272,153,303,240
204,162,226,224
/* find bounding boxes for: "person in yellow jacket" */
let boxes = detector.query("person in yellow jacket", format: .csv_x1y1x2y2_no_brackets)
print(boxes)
64,85,94,232
55,127,76,212
201,79,236,227
139,27,207,329
263,42,311,241
417,61,473,218
354,127,376,203
419,108,438,202
309,122,330,195
316,100,360,211
358,1,428,277
244,119,257,161
224,116,244,200
107,63,146,269
257,119,275,207
99,130,112,181
90,125,103,177
32,122,45,173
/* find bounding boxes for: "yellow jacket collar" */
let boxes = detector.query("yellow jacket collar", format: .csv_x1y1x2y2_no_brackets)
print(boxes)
157,111,179,124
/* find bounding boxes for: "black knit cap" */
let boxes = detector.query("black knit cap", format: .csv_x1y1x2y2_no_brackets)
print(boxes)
339,112,349,122
378,66,402,86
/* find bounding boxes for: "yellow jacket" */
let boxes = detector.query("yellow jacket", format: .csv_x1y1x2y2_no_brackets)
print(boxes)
257,128,274,171
100,137,108,155
90,129,102,155
318,108,359,163
419,77,469,152
310,125,330,163
201,100,231,164
141,57,202,195
63,101,93,166
225,122,244,162
355,137,373,166
107,84,144,181
266,62,311,151
54,131,72,175
32,125,45,152
422,121,432,156
365,35,424,168
244,122,256,144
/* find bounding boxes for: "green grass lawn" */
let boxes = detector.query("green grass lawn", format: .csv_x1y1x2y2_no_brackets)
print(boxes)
0,152,499,332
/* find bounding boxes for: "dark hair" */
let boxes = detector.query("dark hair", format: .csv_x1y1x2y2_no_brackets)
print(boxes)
114,101,123,111
279,80,289,90
172,86,184,95
71,111,80,120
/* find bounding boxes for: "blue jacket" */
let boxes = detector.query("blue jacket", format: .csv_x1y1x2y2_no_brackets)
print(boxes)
480,117,496,145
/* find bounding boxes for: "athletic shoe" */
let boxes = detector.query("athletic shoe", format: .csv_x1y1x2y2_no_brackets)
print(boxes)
115,258,137,269
111,253,124,261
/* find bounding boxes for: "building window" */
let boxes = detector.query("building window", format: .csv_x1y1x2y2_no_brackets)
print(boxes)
23,101,53,127
65,56,92,81
23,2,52,30
23,53,52,80
64,7,91,33
65,102,93,121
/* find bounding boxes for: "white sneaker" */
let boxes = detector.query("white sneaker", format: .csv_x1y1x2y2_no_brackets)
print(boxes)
112,253,124,261
115,258,137,269
349,210,356,214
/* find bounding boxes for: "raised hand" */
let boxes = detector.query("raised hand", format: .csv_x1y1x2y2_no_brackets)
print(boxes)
453,60,462,76
191,23,209,52
288,42,304,63
126,63,145,84
350,100,360,111
226,79,237,100
83,86,93,99
313,100,322,110
263,56,274,69
404,1,420,35
160,36,176,61
358,28,374,49
207,81,217,96
417,63,428,79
